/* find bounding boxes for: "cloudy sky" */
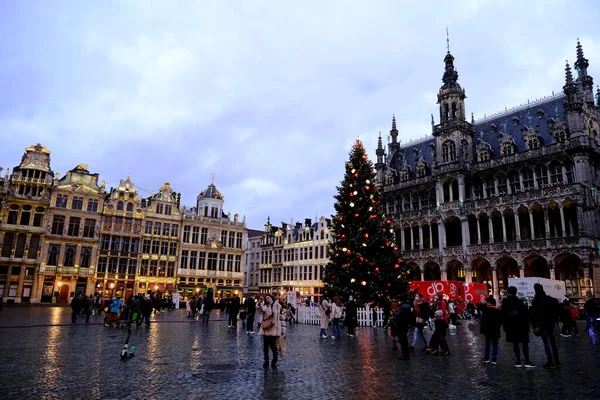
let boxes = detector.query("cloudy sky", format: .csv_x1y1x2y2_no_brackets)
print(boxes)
1,1,598,229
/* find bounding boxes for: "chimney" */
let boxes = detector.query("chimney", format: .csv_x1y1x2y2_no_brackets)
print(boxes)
305,218,312,228
281,222,287,231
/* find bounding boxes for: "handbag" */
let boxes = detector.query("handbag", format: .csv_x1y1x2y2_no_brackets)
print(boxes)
261,317,274,330
415,317,425,324
325,308,332,316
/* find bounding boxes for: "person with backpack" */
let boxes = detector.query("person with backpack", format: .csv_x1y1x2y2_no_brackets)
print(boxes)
531,283,561,368
319,297,331,338
502,286,535,368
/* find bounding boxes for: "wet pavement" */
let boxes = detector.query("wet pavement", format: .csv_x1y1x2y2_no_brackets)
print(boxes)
1,308,599,399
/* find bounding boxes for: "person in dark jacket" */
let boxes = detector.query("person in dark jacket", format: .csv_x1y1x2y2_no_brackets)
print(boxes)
480,296,502,364
531,283,561,368
71,295,82,323
344,296,358,336
502,286,534,368
229,296,241,328
584,291,599,331
201,293,214,324
85,295,95,323
560,298,573,337
395,295,413,360
141,295,153,325
245,296,256,334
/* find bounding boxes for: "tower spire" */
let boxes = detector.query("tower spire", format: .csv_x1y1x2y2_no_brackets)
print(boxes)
376,132,385,165
565,60,574,86
390,114,398,144
575,38,589,73
446,27,450,54
596,85,600,107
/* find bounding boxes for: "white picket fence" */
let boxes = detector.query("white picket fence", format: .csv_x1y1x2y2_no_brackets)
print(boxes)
296,305,385,327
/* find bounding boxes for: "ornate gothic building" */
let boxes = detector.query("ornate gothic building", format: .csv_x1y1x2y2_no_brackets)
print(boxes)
375,40,600,301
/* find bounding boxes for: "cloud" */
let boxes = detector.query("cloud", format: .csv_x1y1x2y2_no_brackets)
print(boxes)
0,0,599,228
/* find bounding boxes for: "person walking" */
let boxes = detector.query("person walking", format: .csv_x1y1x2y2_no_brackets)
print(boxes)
584,291,599,332
502,286,535,368
531,283,561,368
480,296,502,365
229,295,241,328
344,296,358,337
71,295,82,324
569,302,580,336
257,294,282,369
141,294,153,325
330,297,344,340
319,297,331,338
85,295,95,323
246,296,256,334
560,298,573,337
411,293,430,352
201,293,214,324
395,295,413,361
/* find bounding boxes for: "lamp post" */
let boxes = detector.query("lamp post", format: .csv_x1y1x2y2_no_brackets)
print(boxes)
57,281,63,303
110,283,115,298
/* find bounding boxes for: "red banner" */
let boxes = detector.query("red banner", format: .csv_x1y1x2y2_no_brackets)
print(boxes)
464,282,488,303
409,281,464,301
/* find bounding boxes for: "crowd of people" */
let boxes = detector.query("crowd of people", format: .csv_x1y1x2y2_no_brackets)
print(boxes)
314,285,600,369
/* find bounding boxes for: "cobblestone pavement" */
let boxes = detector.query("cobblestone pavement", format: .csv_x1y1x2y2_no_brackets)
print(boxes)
1,308,600,399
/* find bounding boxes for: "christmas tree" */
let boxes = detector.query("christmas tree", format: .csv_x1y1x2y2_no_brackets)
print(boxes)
324,138,411,302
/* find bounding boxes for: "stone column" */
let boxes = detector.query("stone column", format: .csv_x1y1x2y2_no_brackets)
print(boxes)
544,208,551,238
488,218,494,244
420,270,425,281
514,212,521,241
492,268,499,301
458,174,465,202
529,212,535,239
441,268,448,281
549,266,556,280
429,225,433,249
518,266,525,278
438,220,446,249
465,268,472,284
58,244,65,267
74,244,82,268
22,234,32,259
477,217,482,244
559,206,567,237
501,214,507,242
435,181,442,206
400,228,405,251
15,266,26,303
0,232,4,251
419,226,423,250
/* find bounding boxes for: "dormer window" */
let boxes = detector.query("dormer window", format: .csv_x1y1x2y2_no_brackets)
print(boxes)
156,204,164,214
548,118,567,143
476,138,493,162
498,132,516,156
522,126,543,150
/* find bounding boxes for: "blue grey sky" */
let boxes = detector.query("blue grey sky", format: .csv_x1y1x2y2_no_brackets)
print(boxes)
1,1,598,229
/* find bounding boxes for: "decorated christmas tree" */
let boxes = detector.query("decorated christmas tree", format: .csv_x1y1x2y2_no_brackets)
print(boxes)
324,138,411,302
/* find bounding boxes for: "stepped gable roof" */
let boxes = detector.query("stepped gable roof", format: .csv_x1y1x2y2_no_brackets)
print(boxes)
389,94,566,172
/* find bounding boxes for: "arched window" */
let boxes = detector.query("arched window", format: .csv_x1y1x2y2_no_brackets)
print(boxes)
549,161,563,184
442,140,456,163
126,202,134,212
535,164,548,187
117,201,124,211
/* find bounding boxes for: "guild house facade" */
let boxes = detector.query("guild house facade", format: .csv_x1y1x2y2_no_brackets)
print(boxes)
376,40,600,301
0,147,248,303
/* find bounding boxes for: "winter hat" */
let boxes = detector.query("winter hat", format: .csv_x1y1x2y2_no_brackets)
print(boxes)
435,310,443,317
507,286,517,296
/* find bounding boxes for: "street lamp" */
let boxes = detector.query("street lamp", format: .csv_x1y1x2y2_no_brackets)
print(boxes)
110,283,115,298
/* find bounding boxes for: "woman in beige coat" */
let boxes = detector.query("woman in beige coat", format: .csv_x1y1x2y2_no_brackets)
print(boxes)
257,294,282,369
319,298,331,338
